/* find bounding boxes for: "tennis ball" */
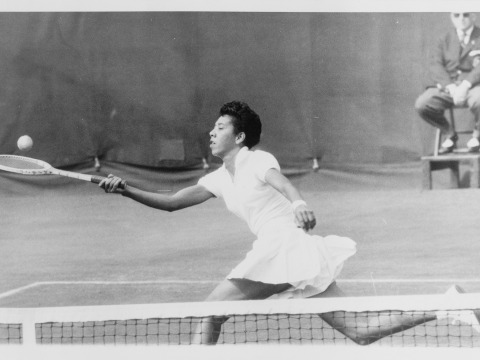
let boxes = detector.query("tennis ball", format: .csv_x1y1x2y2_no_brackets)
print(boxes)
17,135,33,151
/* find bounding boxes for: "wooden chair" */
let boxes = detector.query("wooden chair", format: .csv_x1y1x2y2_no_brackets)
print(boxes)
421,107,480,190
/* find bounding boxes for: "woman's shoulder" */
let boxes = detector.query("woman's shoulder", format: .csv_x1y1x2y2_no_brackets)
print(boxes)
201,165,226,180
245,148,281,177
197,166,228,196
249,147,274,157
248,148,278,162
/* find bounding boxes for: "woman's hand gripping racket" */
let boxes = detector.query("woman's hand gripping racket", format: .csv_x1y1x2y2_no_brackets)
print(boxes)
99,174,126,193
0,154,127,188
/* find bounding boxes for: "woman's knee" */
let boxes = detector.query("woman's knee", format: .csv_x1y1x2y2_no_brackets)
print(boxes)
320,310,381,346
342,328,379,346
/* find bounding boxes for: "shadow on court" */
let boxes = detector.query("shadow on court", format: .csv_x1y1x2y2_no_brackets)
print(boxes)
1,162,480,307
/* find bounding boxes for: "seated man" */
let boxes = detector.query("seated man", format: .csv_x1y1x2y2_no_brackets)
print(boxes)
415,12,480,154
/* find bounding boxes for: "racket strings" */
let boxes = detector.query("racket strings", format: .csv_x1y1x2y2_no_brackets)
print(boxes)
0,156,47,170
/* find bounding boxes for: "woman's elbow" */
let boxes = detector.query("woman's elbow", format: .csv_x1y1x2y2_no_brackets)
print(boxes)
161,199,184,212
143,198,180,212
164,205,179,212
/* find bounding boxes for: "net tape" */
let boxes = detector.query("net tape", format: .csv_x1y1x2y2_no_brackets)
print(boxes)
1,293,480,346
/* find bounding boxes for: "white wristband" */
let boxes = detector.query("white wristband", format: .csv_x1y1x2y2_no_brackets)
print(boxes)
291,200,307,211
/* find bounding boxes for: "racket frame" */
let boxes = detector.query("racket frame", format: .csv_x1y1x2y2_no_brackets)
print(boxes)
0,154,126,188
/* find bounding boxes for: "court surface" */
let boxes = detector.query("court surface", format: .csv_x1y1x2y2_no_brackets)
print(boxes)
1,161,480,308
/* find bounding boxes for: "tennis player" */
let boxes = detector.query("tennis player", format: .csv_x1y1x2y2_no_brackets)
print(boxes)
99,101,479,345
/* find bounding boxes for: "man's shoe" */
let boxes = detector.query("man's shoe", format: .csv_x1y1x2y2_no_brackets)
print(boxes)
467,137,480,152
438,134,458,155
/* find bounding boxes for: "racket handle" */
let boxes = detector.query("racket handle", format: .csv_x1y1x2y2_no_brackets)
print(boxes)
91,175,127,189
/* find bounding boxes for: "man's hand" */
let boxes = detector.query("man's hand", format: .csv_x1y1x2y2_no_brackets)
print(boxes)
445,83,458,96
453,80,471,105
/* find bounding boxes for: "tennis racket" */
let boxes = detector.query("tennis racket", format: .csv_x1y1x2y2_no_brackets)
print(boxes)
0,154,127,188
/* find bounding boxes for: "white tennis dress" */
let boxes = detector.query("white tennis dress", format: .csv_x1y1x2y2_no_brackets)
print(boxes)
198,147,356,299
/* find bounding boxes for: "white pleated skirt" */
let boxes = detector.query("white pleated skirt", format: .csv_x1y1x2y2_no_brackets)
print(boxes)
226,224,356,299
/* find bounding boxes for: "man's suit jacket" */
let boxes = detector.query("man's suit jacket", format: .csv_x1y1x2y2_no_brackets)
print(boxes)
429,25,480,88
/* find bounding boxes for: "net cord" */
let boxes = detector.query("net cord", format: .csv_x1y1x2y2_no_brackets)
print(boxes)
2,293,480,324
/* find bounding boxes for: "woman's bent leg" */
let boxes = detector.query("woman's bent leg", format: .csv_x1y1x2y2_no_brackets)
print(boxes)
192,278,291,345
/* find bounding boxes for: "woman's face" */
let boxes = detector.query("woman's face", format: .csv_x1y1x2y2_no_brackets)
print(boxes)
209,115,240,158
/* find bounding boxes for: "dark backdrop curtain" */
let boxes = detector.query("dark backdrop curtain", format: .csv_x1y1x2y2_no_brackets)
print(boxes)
0,12,460,169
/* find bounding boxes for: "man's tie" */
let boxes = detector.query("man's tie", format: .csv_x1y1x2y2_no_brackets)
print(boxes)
459,31,468,47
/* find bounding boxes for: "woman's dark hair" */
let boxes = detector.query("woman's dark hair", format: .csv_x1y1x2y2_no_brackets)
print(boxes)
219,101,262,148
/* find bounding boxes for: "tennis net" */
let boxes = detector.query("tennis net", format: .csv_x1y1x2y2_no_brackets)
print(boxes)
1,292,480,346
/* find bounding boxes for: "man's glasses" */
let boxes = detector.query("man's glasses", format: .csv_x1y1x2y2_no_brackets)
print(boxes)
452,13,471,18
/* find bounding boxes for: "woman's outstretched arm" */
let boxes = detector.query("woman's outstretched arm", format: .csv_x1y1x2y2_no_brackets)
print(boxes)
99,175,214,212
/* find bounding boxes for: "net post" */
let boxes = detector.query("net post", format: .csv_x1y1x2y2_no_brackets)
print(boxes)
94,156,101,172
21,311,36,346
22,322,36,346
